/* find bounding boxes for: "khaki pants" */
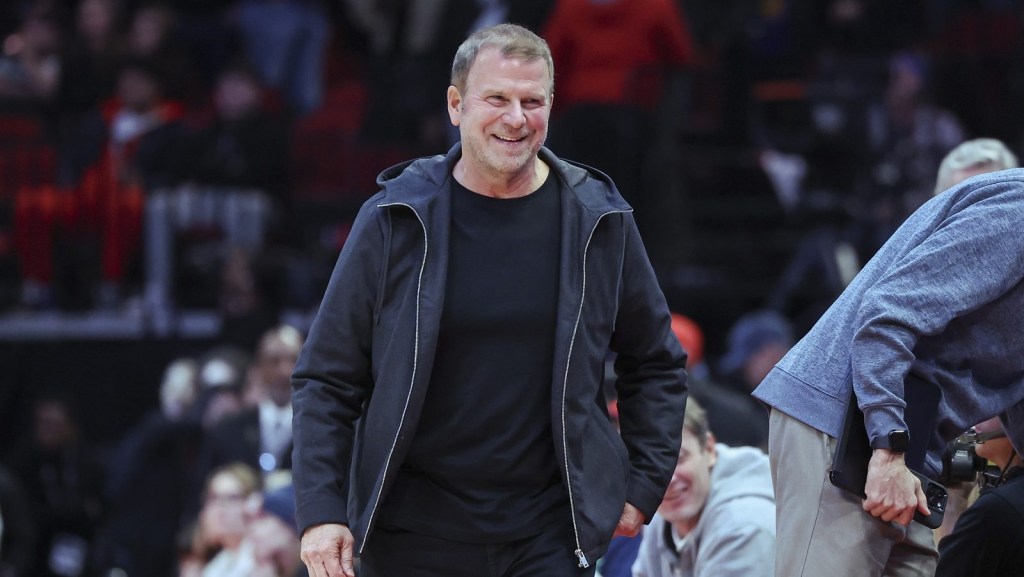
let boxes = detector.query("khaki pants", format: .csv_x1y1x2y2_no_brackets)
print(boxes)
768,409,938,577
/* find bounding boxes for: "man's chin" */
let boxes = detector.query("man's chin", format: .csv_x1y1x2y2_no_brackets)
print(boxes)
658,503,687,521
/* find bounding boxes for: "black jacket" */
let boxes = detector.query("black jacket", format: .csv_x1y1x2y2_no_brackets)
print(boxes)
937,467,1024,577
291,144,687,565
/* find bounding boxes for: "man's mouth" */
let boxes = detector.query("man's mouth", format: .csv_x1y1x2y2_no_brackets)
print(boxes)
663,486,688,502
493,134,526,143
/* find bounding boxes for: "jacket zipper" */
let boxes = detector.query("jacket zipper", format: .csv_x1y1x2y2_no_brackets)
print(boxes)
562,209,630,568
358,202,429,556
357,202,629,564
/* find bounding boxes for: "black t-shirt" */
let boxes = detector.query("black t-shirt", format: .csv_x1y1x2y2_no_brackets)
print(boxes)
377,172,568,543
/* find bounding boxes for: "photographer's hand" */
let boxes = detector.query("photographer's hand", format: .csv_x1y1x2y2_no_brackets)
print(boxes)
864,449,931,526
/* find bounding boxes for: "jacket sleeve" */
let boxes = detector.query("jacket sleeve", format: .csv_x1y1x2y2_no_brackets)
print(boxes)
609,213,688,520
290,197,385,535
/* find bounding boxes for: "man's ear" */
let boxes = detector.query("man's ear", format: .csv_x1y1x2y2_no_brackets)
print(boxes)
447,85,462,126
705,432,718,468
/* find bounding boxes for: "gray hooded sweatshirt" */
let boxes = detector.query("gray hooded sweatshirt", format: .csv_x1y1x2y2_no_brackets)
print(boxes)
631,444,775,577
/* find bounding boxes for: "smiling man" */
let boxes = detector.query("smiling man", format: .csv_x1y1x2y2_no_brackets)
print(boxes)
291,23,687,577
633,399,775,577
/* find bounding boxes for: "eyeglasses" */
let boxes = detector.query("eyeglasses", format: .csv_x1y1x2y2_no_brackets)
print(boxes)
205,492,248,506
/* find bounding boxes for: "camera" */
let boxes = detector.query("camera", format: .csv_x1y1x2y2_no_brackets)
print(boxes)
940,436,986,485
939,429,1003,487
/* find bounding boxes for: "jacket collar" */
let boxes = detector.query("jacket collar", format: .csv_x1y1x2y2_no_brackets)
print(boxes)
374,142,632,216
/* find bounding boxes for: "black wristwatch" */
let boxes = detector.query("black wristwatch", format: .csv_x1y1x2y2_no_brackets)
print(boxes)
871,429,910,452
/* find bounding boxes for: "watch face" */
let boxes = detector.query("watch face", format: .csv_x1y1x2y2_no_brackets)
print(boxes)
889,430,910,452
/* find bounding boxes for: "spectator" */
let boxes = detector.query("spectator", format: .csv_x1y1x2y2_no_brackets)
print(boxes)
247,514,302,577
189,466,305,577
715,309,794,444
124,2,204,106
5,391,106,577
542,0,695,264
216,248,282,352
631,398,775,577
144,61,286,316
176,505,220,577
161,0,236,90
231,0,329,116
934,137,1019,196
346,0,477,150
57,0,126,121
177,61,288,196
79,57,186,192
0,462,36,577
858,50,965,255
93,357,203,577
542,0,694,112
672,313,769,449
251,482,304,577
196,462,262,577
935,416,1024,577
31,56,186,309
193,344,249,432
180,346,247,518
197,325,303,485
0,2,64,106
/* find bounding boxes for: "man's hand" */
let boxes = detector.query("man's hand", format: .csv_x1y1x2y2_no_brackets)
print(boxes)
300,523,356,577
863,449,930,526
613,502,646,538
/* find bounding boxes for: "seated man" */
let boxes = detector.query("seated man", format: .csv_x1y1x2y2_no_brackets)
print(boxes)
631,398,775,577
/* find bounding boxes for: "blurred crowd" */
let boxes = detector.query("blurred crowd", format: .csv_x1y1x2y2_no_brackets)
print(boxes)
1,324,307,577
2,0,1024,576
0,0,1021,323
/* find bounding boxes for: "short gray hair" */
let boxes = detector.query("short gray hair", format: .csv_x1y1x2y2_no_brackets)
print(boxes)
935,138,1019,194
450,23,554,96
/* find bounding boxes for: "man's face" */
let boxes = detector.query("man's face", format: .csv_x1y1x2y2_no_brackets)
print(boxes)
215,72,261,121
259,334,301,407
118,68,160,112
202,472,254,545
34,401,75,450
974,417,1015,466
948,164,996,190
447,46,552,185
658,428,716,534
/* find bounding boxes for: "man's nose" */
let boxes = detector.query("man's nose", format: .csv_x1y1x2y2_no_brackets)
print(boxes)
503,101,526,127
669,466,685,485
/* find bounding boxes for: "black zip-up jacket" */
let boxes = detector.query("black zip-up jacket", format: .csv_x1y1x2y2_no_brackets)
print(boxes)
291,144,688,565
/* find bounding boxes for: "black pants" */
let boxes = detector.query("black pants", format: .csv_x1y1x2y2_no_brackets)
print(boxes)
359,520,598,577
